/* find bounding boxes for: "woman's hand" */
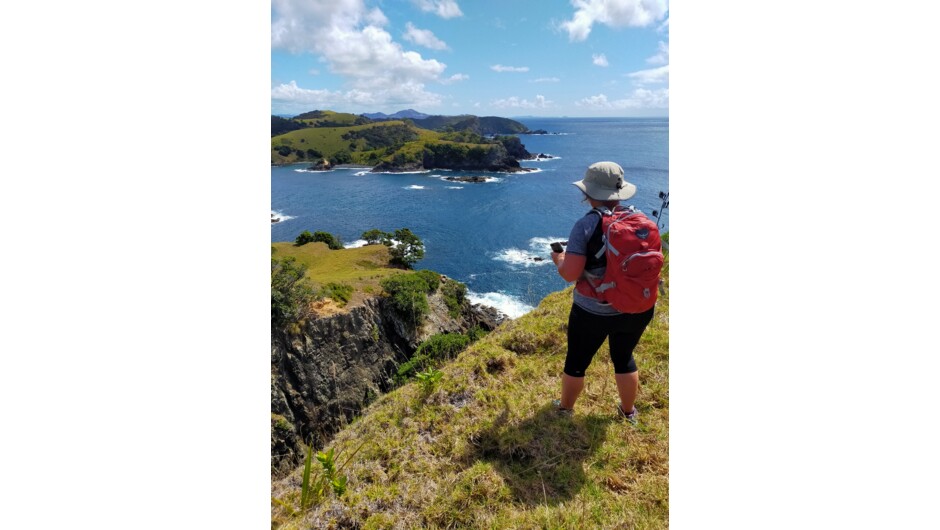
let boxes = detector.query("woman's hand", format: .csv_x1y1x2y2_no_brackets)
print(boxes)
553,252,586,283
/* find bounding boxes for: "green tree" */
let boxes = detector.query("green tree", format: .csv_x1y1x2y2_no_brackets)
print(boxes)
294,230,315,246
313,231,343,250
386,228,425,269
361,229,389,245
295,230,342,249
330,150,352,165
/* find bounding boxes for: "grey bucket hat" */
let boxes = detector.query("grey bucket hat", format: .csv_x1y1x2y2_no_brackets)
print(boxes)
573,161,636,201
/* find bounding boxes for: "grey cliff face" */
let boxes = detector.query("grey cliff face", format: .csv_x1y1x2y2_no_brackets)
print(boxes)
271,293,501,477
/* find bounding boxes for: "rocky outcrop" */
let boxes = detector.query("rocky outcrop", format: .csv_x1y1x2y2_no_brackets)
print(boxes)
271,292,501,477
307,158,332,171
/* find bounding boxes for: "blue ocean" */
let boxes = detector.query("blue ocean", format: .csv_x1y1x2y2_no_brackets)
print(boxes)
271,117,668,318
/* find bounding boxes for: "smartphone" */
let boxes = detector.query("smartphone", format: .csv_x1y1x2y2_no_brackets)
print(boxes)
550,242,565,253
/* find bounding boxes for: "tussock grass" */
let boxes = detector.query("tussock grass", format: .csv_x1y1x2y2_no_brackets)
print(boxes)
272,256,670,528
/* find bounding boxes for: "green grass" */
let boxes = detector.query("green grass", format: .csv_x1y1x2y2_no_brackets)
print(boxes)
295,110,364,126
271,121,441,165
272,255,670,529
271,241,405,308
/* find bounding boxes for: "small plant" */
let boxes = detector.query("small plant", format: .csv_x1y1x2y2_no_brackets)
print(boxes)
415,367,443,393
297,443,365,511
316,448,348,496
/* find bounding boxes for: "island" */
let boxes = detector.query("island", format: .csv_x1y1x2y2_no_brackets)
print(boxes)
271,109,547,173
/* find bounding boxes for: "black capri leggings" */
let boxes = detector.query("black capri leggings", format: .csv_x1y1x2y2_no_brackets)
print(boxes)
563,303,655,377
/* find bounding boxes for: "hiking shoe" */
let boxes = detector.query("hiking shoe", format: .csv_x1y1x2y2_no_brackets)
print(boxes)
617,404,638,425
552,399,573,416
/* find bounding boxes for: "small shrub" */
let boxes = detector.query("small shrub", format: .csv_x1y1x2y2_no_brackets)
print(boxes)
271,256,315,328
320,282,353,306
442,280,467,317
415,269,441,293
380,273,433,322
397,332,470,382
277,145,292,156
467,325,488,342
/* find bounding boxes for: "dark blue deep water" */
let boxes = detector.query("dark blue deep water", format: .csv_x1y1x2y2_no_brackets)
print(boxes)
271,117,668,317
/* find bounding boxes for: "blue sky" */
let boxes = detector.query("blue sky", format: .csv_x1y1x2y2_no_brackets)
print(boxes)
271,0,669,117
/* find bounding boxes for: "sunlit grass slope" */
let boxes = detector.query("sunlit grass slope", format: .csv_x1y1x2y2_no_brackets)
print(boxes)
272,241,404,306
271,121,441,165
272,256,670,529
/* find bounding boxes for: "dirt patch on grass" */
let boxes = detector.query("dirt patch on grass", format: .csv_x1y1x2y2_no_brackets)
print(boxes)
309,298,345,317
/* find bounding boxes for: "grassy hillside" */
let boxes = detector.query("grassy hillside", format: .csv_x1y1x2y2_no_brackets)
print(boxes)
271,256,670,528
294,110,371,127
411,115,531,135
272,241,405,308
271,121,440,165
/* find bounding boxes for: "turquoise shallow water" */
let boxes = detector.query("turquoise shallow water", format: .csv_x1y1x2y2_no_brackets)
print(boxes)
271,117,668,317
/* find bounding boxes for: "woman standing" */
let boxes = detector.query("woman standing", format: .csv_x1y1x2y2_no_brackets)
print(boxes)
550,161,659,424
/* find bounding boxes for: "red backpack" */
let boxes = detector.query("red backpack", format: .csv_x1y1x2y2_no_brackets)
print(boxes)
575,206,664,313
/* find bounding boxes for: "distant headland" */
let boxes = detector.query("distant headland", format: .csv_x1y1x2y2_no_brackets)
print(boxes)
271,109,555,173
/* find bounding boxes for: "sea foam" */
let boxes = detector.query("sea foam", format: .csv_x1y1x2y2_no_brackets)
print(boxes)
344,239,368,249
492,236,567,267
468,291,534,319
271,210,294,224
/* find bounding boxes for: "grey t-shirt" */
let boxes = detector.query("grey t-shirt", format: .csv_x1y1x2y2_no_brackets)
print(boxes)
565,210,621,315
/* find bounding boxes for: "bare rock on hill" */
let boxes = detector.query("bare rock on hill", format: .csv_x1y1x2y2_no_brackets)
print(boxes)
271,290,499,477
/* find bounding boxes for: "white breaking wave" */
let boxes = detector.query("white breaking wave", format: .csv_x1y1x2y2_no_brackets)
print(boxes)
353,170,370,176
344,239,368,248
468,291,534,319
294,168,334,173
493,248,549,267
271,210,294,224
373,170,431,174
492,235,568,267
525,155,561,162
446,186,464,189
405,185,427,190
517,167,544,174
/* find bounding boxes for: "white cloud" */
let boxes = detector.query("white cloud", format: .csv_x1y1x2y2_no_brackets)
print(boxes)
575,89,668,109
403,22,448,50
646,40,668,64
441,73,469,84
491,64,530,72
413,0,463,19
272,80,443,114
593,53,609,67
626,65,668,85
271,0,448,109
532,77,561,83
561,0,668,41
491,94,551,109
308,69,320,75
657,16,669,33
